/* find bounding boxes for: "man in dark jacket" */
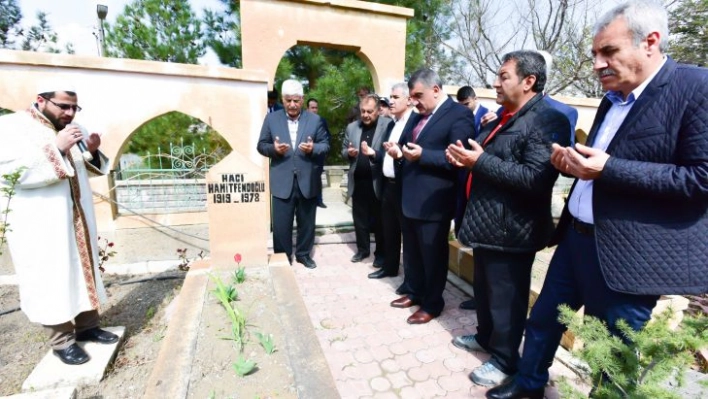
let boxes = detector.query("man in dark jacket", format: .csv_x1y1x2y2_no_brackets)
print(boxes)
446,50,570,388
488,1,708,398
342,94,391,265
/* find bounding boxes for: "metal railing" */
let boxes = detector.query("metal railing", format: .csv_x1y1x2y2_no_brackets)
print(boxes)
111,141,222,215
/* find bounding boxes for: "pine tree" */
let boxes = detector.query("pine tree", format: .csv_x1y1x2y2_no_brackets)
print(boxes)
558,304,708,398
0,0,22,48
105,0,205,63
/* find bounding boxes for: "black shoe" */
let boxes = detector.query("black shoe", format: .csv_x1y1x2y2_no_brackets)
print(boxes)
485,378,544,399
395,285,412,295
372,257,385,268
350,252,370,262
76,327,119,344
296,255,317,269
317,202,327,208
53,343,90,365
368,269,397,279
459,298,477,310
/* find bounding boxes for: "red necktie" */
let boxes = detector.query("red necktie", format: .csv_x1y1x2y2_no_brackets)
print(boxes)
411,114,430,142
466,110,514,199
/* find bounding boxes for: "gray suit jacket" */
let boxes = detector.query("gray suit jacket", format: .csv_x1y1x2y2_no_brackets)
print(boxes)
257,110,329,199
341,116,392,200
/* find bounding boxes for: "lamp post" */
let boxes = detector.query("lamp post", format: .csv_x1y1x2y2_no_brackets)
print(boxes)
96,4,108,57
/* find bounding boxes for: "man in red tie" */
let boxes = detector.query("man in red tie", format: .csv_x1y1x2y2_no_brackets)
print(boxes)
446,50,570,388
387,68,475,324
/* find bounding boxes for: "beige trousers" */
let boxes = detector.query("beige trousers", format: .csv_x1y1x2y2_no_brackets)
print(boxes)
43,309,100,350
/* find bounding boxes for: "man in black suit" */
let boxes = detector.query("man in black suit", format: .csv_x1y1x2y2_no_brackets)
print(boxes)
343,94,391,265
488,2,708,398
370,82,414,282
257,80,329,269
267,89,283,113
387,68,475,324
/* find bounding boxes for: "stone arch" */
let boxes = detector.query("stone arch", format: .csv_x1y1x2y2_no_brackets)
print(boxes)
117,110,231,162
240,0,412,93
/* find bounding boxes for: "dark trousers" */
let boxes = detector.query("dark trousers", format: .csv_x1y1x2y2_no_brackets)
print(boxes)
517,226,659,390
473,248,535,375
272,178,317,259
381,179,403,276
401,216,450,316
44,309,100,350
317,165,324,204
352,178,383,257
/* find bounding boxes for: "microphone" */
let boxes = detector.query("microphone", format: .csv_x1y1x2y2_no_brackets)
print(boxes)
67,124,94,161
76,140,94,161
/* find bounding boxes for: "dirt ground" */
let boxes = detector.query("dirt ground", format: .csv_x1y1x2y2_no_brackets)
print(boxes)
0,267,296,398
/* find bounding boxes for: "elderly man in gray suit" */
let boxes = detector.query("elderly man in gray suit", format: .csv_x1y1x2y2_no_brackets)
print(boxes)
342,93,392,267
257,79,330,269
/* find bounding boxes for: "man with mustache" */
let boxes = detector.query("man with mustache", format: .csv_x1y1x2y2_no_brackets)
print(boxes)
257,80,330,269
447,50,570,388
342,93,391,266
0,83,118,365
487,1,708,398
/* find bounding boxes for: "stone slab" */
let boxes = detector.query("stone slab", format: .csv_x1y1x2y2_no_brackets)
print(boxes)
269,264,339,398
0,386,76,399
21,327,125,392
143,261,209,399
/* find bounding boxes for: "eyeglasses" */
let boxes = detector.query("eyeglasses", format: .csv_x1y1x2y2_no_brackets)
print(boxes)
43,97,82,112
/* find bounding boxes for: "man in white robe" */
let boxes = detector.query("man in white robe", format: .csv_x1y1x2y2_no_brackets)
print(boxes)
0,86,118,365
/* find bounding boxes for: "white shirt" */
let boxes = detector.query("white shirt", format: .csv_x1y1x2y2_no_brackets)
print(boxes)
287,115,299,147
383,108,413,178
568,57,667,223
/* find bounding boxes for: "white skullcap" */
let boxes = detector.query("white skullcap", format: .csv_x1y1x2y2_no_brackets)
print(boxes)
36,77,78,95
281,79,303,96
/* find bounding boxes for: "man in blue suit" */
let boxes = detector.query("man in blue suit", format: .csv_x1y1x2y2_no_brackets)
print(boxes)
456,86,488,139
454,86,489,311
537,51,579,145
488,1,708,398
257,80,329,269
387,68,475,324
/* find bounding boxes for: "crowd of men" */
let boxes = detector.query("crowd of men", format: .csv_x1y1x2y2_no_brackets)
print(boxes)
257,1,708,397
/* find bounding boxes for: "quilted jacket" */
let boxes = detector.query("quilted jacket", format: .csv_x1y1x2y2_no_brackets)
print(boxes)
551,59,708,295
458,93,571,253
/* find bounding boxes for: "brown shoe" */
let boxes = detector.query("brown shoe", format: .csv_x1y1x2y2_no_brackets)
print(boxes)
407,309,435,324
390,296,418,308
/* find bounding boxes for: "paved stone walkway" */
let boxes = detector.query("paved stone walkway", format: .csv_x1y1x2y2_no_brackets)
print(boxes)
290,241,589,398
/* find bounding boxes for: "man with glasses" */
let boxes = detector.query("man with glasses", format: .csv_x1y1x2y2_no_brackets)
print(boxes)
0,84,118,365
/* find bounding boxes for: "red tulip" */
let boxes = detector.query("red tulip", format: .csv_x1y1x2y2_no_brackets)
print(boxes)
234,253,242,264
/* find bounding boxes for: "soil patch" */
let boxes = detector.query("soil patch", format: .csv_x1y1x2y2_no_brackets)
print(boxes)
0,272,184,398
186,267,297,398
0,266,299,398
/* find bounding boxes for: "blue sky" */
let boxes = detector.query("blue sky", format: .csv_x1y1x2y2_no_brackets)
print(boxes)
18,0,225,62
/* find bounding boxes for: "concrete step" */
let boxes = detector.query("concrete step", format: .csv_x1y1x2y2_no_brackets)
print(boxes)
20,327,125,393
0,387,76,399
